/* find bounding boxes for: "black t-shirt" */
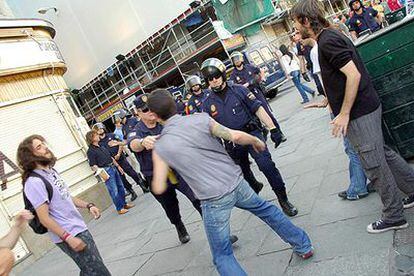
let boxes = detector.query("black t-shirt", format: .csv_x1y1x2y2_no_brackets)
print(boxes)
317,28,380,120
87,145,113,167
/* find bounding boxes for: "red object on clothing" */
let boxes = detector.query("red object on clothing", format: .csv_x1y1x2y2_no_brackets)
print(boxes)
387,0,403,11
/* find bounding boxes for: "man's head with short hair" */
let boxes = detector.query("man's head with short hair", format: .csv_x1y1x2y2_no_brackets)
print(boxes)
290,0,330,39
17,135,57,183
147,89,177,122
85,130,99,146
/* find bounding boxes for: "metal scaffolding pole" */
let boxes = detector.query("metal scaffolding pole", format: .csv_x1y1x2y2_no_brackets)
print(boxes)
168,46,186,83
171,26,186,60
90,84,103,108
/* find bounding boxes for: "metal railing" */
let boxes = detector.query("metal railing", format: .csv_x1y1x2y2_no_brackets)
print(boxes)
78,20,219,119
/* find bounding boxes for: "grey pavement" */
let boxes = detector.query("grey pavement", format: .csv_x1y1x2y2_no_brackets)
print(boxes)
19,82,414,276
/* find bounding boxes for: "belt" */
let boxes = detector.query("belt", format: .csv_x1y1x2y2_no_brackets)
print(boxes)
103,163,114,168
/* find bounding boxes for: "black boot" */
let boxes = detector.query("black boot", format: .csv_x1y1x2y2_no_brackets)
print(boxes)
138,175,150,193
275,189,298,217
130,190,138,201
175,221,190,244
126,187,138,201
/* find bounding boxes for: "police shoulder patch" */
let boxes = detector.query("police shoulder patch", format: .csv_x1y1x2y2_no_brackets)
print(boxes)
247,92,256,100
142,95,148,103
210,104,216,112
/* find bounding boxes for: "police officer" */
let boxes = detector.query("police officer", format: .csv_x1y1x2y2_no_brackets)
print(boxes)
93,123,149,199
184,75,209,115
229,51,287,142
201,58,298,216
348,0,382,40
113,109,139,139
128,94,200,243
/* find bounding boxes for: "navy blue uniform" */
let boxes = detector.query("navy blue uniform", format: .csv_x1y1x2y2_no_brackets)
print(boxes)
349,7,380,36
99,133,146,192
122,117,139,139
202,83,287,193
230,64,282,130
185,90,209,115
127,121,201,225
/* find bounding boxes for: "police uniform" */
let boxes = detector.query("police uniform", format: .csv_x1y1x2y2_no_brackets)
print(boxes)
349,7,380,36
122,116,139,138
99,132,148,195
201,79,297,216
128,94,202,240
185,89,209,115
229,63,284,133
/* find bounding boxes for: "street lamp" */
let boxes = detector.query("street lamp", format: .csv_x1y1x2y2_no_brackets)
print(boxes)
37,7,59,15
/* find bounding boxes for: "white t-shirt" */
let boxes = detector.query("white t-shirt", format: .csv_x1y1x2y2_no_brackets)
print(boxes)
281,54,300,74
310,43,321,74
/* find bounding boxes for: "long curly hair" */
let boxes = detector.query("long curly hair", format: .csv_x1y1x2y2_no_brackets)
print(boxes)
16,135,57,185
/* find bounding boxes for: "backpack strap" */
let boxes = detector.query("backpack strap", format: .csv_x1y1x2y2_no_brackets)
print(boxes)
24,171,54,204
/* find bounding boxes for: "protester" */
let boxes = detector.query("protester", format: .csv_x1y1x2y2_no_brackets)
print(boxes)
301,38,325,96
17,135,111,275
0,210,33,276
86,130,135,215
291,0,414,233
148,89,313,275
279,44,315,104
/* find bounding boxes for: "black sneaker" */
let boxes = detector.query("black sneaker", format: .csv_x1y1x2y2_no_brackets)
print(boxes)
367,219,408,234
403,195,414,209
338,191,347,199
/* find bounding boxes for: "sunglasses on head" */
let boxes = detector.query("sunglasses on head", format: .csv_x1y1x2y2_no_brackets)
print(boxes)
207,72,222,82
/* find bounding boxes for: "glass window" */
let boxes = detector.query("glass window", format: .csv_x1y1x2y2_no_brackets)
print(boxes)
260,47,274,62
248,51,264,66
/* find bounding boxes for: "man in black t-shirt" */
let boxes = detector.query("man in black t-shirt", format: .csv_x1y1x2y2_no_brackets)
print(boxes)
291,0,414,234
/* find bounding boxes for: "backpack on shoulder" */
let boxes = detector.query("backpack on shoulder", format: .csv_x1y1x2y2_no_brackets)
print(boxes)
23,171,54,234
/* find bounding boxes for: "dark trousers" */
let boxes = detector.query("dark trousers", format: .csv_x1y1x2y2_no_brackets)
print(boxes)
146,175,202,225
227,129,286,193
57,230,111,276
312,73,325,96
252,87,281,131
117,157,145,188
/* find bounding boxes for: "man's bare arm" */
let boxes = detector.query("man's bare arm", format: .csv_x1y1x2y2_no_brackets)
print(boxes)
151,151,169,195
339,60,361,116
209,119,265,150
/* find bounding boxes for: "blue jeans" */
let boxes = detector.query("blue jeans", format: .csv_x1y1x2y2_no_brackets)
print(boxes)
290,70,315,102
343,137,368,199
104,166,126,211
201,180,312,276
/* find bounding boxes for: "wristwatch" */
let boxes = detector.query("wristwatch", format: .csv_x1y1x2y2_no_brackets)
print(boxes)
86,203,96,210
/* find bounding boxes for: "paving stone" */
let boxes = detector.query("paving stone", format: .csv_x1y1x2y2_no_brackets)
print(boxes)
291,214,393,265
107,253,153,276
394,255,414,273
289,169,325,195
241,250,292,276
137,240,206,275
310,192,383,226
286,249,389,276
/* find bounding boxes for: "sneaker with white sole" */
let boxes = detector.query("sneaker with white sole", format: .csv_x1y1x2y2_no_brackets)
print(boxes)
367,219,408,234
403,195,414,209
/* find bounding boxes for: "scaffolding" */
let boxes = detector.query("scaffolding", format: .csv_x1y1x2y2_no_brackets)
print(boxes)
77,6,225,122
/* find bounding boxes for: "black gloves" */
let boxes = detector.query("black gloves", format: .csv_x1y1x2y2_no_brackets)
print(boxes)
270,128,283,149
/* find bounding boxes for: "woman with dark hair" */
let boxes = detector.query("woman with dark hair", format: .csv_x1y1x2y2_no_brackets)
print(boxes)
279,44,315,103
